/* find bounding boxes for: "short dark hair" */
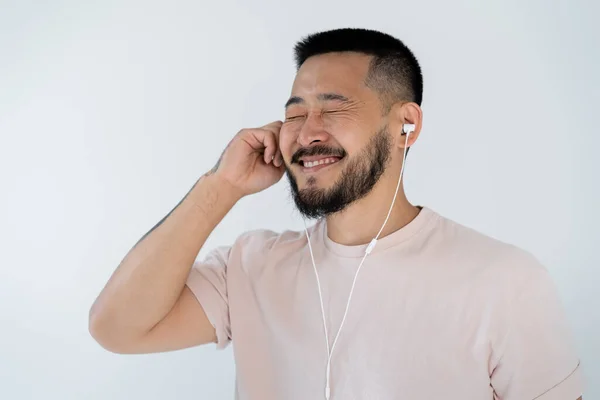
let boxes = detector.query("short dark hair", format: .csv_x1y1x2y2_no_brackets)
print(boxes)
293,28,423,112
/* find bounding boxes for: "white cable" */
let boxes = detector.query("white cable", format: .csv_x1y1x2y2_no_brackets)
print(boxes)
304,128,412,399
303,223,330,354
375,129,411,241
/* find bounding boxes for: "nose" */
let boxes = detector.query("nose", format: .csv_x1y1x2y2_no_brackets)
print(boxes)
296,114,330,147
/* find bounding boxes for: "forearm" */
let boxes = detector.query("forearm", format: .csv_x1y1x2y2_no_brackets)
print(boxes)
89,172,241,346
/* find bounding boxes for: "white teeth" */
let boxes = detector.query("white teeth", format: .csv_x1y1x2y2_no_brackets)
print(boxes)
304,157,338,168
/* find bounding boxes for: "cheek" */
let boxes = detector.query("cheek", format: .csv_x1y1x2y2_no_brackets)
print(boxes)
327,127,361,151
278,125,296,159
323,115,364,141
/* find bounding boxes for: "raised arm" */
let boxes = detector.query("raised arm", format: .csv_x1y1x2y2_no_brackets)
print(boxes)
88,172,240,353
88,121,285,354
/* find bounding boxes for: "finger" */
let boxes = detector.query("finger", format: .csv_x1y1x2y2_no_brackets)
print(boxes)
273,148,283,167
260,120,283,136
241,127,280,165
248,130,277,164
241,128,272,150
261,120,283,129
260,122,283,165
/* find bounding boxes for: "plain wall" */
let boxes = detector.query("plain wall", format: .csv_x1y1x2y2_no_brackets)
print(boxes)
0,0,598,398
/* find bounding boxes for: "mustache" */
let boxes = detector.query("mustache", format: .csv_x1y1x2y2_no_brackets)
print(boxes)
291,145,346,164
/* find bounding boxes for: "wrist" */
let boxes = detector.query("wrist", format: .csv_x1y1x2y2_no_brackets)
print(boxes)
202,171,245,205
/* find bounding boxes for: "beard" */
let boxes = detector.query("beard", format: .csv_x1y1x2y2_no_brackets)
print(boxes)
285,125,393,219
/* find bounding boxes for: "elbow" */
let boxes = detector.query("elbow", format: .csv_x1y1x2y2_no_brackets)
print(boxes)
88,303,145,354
88,319,129,354
88,303,112,351
88,303,127,354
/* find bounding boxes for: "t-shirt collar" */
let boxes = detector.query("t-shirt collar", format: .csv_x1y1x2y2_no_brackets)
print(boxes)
316,206,436,258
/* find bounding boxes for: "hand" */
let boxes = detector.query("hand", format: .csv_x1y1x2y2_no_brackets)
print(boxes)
209,121,285,197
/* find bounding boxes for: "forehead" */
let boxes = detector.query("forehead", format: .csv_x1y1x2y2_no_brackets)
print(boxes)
290,52,373,99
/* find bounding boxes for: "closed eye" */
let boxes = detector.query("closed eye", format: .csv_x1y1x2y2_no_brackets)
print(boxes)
285,110,338,121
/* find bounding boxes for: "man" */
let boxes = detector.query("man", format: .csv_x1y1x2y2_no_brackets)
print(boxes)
89,28,583,399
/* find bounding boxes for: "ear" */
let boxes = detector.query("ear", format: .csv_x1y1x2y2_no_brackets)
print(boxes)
388,101,423,150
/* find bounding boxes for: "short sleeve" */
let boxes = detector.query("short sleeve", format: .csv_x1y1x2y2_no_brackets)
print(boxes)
490,263,584,399
185,245,232,350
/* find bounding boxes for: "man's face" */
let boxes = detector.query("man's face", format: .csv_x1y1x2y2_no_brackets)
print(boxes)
280,52,393,219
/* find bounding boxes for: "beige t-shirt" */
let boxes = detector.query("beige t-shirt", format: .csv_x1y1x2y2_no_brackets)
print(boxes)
186,207,583,399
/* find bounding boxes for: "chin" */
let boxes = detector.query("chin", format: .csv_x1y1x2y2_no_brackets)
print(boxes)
285,164,338,196
299,174,335,190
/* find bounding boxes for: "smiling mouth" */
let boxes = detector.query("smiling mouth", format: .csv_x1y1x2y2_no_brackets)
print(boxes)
300,156,342,172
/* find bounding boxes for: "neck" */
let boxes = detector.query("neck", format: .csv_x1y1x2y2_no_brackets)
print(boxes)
324,181,420,246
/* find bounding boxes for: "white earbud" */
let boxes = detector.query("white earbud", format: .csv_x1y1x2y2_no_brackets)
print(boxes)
402,123,415,135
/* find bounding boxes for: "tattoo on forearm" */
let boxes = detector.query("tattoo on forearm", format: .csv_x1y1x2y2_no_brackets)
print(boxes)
132,140,232,249
132,177,202,249
209,138,233,175
209,153,223,175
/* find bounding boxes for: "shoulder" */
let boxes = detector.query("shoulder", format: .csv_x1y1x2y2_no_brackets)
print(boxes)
200,220,322,273
433,211,543,264
232,226,307,253
427,210,551,290
219,224,312,271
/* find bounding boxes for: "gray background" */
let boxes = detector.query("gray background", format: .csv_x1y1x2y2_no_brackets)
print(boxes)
1,0,597,398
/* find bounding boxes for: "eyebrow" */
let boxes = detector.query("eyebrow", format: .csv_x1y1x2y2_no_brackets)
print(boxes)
284,93,350,109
